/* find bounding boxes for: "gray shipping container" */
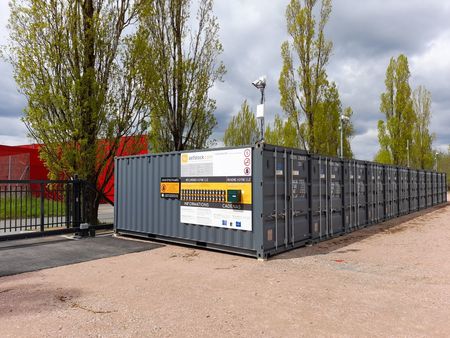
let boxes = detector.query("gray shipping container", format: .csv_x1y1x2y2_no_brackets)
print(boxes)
115,144,447,259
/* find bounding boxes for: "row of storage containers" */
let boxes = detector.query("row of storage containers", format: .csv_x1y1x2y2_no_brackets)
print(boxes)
115,143,447,259
262,145,447,256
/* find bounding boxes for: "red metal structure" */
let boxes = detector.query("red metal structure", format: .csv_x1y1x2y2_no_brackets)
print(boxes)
0,136,148,202
0,144,47,181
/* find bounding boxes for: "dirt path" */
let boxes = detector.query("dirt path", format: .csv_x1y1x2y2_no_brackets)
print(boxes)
1,200,449,337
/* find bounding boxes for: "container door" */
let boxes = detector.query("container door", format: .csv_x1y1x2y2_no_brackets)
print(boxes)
343,161,355,232
419,172,425,209
350,161,358,229
289,152,310,244
399,169,406,214
376,166,385,221
385,167,391,218
437,174,441,204
432,173,437,205
263,148,312,251
409,170,416,211
329,161,344,235
392,169,399,216
356,163,367,226
413,170,418,211
263,148,288,249
404,169,409,213
367,164,376,224
426,172,432,206
409,170,413,211
310,157,329,239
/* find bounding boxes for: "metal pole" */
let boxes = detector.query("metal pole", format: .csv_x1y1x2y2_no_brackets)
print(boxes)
407,140,410,167
73,174,81,228
319,157,322,238
260,88,265,141
253,76,266,143
40,182,45,233
340,118,343,158
274,149,278,250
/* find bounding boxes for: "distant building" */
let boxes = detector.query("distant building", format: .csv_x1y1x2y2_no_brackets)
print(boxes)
0,136,148,202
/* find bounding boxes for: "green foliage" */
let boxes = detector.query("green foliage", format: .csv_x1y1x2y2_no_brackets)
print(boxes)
436,146,450,188
313,82,354,157
411,85,435,169
277,0,353,157
377,54,415,166
374,145,392,164
134,0,225,152
279,0,334,153
223,101,259,146
7,0,148,223
265,115,300,148
341,107,354,158
376,55,436,170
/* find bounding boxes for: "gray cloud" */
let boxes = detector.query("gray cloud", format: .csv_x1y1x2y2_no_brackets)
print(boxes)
0,63,26,118
328,0,450,59
0,116,29,145
1,0,450,160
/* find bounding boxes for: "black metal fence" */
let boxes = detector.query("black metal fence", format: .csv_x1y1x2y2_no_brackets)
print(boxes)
0,178,113,240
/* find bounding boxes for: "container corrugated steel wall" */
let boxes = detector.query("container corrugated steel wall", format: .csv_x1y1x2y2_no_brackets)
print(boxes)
115,149,258,256
115,144,447,259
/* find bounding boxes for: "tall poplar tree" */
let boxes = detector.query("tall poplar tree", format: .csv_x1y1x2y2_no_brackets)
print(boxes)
7,0,148,224
278,0,333,152
313,82,353,157
134,0,225,152
223,101,259,146
340,107,354,158
265,115,300,148
411,85,434,169
375,54,416,166
437,146,450,187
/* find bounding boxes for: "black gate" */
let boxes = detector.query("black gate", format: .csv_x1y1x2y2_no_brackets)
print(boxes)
0,178,113,241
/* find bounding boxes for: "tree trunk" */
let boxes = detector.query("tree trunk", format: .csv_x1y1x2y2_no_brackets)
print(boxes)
84,175,100,225
80,0,100,224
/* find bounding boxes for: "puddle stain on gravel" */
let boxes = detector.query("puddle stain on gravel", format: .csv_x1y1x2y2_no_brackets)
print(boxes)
169,250,200,261
57,294,117,315
70,303,117,314
383,226,408,234
214,265,237,270
334,249,360,254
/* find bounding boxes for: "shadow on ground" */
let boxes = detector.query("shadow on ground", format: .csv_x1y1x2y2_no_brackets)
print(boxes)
274,202,449,260
0,283,83,318
0,234,164,277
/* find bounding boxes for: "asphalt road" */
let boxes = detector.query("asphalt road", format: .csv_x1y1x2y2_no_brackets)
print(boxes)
0,234,162,277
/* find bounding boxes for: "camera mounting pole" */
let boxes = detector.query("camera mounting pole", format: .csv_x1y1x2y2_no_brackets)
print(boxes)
252,76,266,142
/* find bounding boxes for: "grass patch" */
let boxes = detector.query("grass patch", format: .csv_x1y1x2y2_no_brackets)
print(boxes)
0,196,66,219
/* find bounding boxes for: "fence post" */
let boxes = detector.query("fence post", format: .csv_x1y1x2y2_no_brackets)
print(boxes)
40,182,45,232
73,174,81,228
65,183,70,228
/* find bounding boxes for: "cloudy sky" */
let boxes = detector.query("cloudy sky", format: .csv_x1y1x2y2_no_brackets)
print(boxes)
0,0,449,160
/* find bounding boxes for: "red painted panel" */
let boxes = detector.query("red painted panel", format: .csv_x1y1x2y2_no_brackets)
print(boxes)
0,136,148,202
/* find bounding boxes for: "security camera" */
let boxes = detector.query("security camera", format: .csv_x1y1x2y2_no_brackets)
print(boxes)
252,76,266,89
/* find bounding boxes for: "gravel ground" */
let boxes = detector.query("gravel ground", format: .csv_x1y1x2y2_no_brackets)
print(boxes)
1,197,449,337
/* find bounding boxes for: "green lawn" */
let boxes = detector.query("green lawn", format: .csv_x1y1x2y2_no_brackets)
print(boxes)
0,196,66,219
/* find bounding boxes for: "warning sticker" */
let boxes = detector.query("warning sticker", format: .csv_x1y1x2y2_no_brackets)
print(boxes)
160,177,180,199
